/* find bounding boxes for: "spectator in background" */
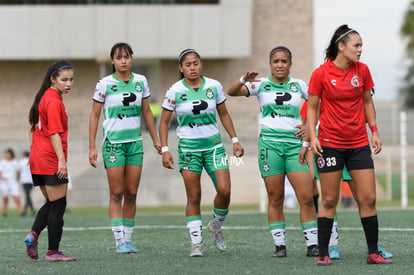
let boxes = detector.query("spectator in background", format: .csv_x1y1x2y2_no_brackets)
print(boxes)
19,151,35,217
0,148,23,217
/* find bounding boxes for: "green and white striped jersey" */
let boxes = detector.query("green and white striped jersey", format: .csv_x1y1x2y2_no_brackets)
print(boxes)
246,77,308,143
93,73,150,144
162,76,226,152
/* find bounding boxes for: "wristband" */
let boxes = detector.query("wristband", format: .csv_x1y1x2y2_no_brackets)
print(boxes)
239,75,247,85
370,125,378,133
161,146,169,153
231,137,239,144
302,141,309,148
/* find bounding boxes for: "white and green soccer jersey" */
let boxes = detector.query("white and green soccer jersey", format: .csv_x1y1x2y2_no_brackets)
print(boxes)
162,76,226,152
246,77,308,143
93,73,150,144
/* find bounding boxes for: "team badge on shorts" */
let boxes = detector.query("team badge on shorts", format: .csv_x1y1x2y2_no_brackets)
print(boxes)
206,88,214,99
109,153,116,163
183,164,189,170
263,162,270,172
317,157,325,169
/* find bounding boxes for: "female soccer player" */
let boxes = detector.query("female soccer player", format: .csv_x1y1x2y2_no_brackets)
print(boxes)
227,46,318,258
24,60,76,262
0,148,23,217
89,43,161,254
159,49,244,257
307,24,392,265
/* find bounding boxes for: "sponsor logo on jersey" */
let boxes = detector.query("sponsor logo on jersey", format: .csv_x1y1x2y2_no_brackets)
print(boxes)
206,88,214,99
289,83,298,92
109,153,116,163
317,157,325,168
263,162,270,172
331,79,337,86
180,94,187,101
135,82,142,92
351,75,359,87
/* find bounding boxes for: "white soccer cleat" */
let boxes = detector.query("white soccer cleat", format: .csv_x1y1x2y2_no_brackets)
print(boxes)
190,243,203,257
207,221,226,252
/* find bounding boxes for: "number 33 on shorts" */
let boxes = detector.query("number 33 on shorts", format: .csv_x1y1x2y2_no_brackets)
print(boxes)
317,156,336,169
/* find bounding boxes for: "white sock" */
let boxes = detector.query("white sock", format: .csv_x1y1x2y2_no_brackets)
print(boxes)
187,220,203,244
212,213,226,229
270,229,286,246
329,221,339,247
303,227,318,247
124,226,133,243
112,225,124,246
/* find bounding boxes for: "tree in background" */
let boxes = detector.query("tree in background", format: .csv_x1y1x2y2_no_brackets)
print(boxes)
401,0,414,108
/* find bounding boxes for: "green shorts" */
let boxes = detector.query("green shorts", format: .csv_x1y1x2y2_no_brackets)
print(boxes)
102,139,143,168
258,136,310,177
313,161,352,181
178,145,229,177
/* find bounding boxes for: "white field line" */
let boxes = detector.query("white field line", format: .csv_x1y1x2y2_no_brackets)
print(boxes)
1,225,413,233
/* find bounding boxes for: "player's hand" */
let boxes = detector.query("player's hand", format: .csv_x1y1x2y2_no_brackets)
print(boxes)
233,142,244,157
298,147,308,165
310,138,323,157
154,141,162,155
371,132,382,155
89,148,98,168
56,159,68,179
243,71,261,83
295,124,306,139
162,151,174,169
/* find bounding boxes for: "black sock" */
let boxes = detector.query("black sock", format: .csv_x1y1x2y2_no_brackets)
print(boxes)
318,217,333,257
47,196,67,251
361,215,379,254
31,200,50,236
313,194,319,214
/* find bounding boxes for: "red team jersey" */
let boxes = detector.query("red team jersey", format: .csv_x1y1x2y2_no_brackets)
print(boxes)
29,88,68,175
308,59,374,148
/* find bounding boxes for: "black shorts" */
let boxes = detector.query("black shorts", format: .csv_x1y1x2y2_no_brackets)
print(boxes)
315,145,374,174
32,174,69,187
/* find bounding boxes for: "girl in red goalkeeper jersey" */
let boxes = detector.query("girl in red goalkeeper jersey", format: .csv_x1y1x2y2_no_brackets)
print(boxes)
306,25,392,266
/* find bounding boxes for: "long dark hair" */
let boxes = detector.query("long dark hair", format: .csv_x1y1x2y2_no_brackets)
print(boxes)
28,60,73,132
178,49,201,79
110,42,134,73
325,24,359,61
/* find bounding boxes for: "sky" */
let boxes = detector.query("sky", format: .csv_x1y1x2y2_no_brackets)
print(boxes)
314,0,412,100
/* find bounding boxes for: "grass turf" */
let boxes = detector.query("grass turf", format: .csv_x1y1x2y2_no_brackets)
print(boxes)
0,208,412,275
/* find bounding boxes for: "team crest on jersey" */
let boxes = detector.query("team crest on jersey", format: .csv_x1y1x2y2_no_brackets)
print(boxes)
317,157,325,169
250,83,256,89
289,83,298,92
351,75,359,87
135,82,142,92
206,88,214,99
263,162,270,172
109,153,116,163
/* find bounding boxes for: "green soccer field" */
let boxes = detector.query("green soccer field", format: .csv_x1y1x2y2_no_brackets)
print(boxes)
0,208,413,275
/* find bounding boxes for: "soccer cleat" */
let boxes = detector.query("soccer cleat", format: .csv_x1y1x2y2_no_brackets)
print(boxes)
328,245,340,260
44,251,76,262
207,221,226,252
190,243,203,257
125,241,138,253
378,244,393,259
116,242,131,254
317,256,332,266
367,253,393,264
306,244,319,257
24,232,38,260
272,245,287,257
